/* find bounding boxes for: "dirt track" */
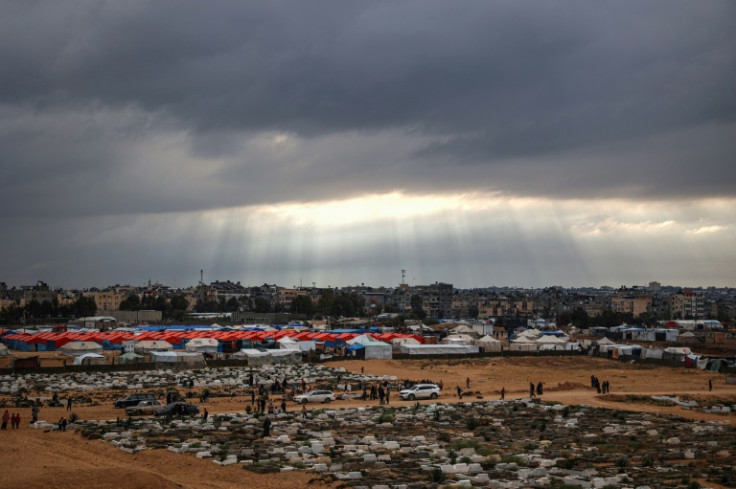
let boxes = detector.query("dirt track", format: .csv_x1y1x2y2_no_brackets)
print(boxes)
1,356,734,489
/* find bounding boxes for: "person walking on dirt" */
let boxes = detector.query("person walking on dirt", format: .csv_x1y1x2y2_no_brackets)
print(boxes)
466,377,470,389
31,405,39,423
262,416,271,438
1,410,9,430
500,387,505,401
536,382,543,396
67,397,73,411
456,385,463,399
529,383,536,398
709,379,713,391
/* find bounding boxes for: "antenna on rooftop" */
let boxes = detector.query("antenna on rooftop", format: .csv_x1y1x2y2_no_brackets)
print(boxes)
401,269,406,286
199,269,204,286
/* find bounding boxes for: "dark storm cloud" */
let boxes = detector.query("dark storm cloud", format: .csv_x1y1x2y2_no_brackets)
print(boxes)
0,0,735,219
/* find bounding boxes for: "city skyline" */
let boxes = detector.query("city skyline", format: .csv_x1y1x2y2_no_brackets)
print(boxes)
1,2,734,289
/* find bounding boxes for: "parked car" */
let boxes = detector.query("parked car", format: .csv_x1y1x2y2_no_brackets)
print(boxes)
154,402,199,416
399,384,441,401
293,390,336,404
114,393,157,408
125,400,163,416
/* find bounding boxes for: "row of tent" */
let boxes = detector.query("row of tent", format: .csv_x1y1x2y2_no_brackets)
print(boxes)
0,329,424,353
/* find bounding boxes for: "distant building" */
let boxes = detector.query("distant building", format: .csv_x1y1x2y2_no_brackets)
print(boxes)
610,289,652,317
668,290,707,319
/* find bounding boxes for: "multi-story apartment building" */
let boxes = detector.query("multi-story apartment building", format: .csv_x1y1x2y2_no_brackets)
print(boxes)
278,288,309,310
610,289,652,317
83,288,132,311
478,292,533,319
668,290,707,319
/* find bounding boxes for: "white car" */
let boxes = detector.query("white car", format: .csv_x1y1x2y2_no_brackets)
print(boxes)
293,390,336,404
399,384,441,401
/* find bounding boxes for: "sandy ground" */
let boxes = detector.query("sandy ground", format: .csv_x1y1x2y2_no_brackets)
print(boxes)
1,356,735,489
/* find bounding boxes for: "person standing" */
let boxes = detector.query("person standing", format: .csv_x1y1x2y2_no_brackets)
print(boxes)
500,387,505,401
1,410,9,430
202,408,209,423
262,416,272,438
67,397,73,411
456,385,463,399
31,405,39,424
536,382,543,396
709,379,713,392
466,377,470,389
529,383,536,398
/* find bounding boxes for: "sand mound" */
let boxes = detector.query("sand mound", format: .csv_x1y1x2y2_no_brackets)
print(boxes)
5,467,183,489
546,381,589,392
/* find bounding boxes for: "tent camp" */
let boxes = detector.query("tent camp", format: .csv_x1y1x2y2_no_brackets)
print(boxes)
0,343,9,356
61,341,103,356
346,335,392,359
72,353,107,366
117,352,145,365
185,338,219,354
134,340,173,354
475,335,502,352
399,344,479,355
149,351,205,367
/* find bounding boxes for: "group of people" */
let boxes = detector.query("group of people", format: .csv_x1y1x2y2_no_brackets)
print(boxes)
1,410,21,429
529,382,544,397
590,375,610,394
362,382,392,404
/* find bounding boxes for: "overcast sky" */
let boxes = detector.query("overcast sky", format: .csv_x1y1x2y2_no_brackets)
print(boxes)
2,1,735,289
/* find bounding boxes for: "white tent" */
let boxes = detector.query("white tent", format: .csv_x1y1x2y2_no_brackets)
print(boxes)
276,337,316,352
399,344,479,355
664,346,692,355
390,337,421,349
185,338,219,353
231,348,274,366
134,340,173,354
596,337,615,345
440,334,475,345
536,335,567,351
452,324,479,337
517,328,541,339
277,337,300,350
72,353,107,365
149,351,205,366
475,335,502,352
61,341,103,356
0,343,9,356
117,352,145,364
347,335,392,359
509,337,539,351
267,349,302,364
